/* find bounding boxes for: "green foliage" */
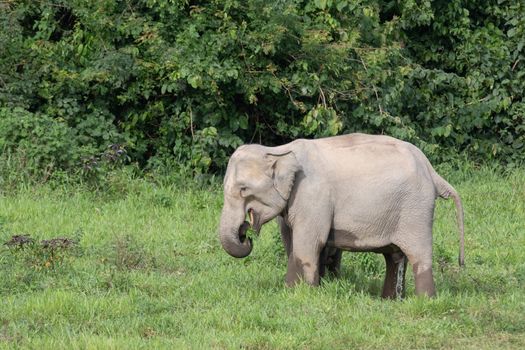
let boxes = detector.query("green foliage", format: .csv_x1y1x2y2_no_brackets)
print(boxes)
392,0,525,163
0,107,80,176
1,0,524,178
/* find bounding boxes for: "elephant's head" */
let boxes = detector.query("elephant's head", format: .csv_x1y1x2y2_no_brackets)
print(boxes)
219,144,300,258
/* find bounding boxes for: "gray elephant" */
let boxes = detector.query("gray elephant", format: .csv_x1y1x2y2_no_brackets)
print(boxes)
219,133,464,298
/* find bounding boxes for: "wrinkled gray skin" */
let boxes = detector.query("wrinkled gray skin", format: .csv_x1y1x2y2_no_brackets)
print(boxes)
219,134,464,297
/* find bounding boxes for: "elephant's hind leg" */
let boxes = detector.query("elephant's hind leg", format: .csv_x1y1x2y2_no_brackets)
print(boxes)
394,206,437,297
319,247,342,278
277,216,292,258
396,237,436,297
381,251,408,299
326,248,342,276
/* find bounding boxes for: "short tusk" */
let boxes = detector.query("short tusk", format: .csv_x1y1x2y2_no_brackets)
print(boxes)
249,209,254,228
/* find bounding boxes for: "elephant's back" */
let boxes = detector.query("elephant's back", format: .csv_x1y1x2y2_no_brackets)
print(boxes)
310,133,405,150
310,134,420,171
307,134,437,199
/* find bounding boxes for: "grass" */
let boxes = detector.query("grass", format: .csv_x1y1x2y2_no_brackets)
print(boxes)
0,167,524,349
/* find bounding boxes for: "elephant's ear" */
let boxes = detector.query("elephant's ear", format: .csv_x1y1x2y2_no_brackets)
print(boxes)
265,151,300,201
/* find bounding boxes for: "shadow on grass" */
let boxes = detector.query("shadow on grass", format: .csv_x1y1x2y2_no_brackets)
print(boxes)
315,252,521,299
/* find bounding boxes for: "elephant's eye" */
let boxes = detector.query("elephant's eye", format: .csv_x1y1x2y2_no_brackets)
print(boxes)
240,187,248,197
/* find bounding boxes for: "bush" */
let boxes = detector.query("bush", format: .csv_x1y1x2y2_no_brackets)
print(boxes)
0,107,127,188
1,0,524,179
0,107,81,176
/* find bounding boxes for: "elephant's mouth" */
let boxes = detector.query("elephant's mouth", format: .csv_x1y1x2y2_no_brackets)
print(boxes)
245,208,261,234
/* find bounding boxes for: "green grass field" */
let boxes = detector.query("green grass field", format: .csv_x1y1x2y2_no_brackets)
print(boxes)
1,167,524,349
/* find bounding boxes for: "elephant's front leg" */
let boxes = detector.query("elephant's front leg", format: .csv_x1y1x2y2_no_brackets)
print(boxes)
381,251,408,299
285,222,330,287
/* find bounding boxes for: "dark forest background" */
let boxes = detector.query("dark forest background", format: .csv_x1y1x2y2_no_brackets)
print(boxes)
1,0,524,181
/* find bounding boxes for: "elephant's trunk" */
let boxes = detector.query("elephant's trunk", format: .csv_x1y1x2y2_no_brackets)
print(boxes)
219,203,253,258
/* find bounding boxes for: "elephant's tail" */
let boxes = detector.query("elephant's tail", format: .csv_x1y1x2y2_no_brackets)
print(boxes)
432,173,465,267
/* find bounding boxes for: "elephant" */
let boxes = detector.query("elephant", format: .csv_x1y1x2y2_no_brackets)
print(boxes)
219,133,464,298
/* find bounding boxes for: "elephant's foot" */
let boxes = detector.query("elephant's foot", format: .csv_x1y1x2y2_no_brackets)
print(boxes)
381,252,408,299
